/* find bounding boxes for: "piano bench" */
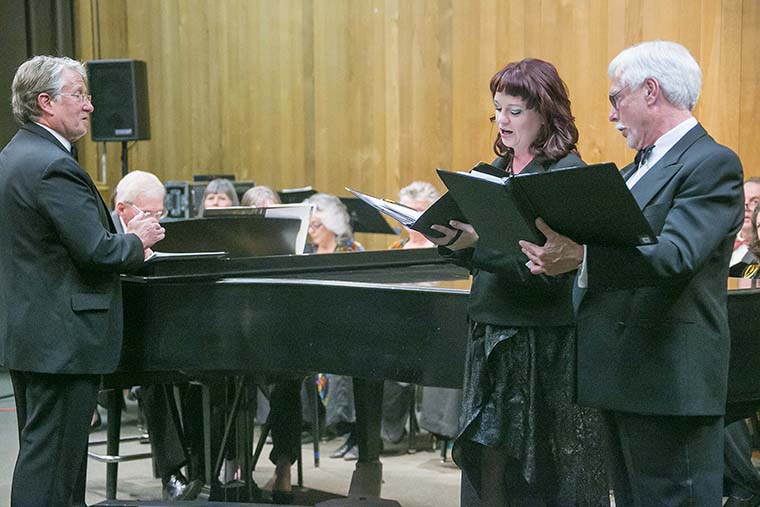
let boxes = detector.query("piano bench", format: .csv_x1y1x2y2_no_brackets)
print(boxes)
87,388,153,500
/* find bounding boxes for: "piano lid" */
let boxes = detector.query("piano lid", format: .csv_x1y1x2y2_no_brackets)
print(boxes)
125,247,469,284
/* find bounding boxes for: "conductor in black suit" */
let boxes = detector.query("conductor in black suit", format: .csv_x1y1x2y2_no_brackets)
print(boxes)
0,56,165,507
520,41,744,506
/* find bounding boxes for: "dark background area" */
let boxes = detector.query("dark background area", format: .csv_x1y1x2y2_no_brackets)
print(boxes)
0,0,75,147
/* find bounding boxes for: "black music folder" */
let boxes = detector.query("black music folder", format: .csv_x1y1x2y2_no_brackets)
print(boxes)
436,161,657,255
345,163,514,238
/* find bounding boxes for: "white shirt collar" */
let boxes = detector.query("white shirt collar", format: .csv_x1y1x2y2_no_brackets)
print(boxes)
34,121,72,153
627,116,698,189
645,116,698,169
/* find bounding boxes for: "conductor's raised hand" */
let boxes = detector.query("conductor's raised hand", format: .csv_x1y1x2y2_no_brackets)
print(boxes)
428,220,478,250
127,213,165,250
519,218,583,275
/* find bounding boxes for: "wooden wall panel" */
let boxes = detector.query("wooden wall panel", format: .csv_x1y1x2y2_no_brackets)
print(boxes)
69,0,760,250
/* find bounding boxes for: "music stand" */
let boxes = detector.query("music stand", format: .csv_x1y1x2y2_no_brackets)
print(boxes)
192,174,236,182
155,215,301,257
278,186,318,204
340,197,398,235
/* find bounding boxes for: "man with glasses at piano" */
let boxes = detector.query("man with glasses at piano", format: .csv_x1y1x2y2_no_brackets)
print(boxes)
112,170,203,501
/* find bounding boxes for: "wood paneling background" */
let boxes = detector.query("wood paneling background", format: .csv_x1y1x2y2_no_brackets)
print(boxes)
71,0,760,249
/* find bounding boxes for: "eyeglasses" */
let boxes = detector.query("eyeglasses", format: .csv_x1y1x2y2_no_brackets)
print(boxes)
608,84,630,109
126,202,167,220
746,198,760,211
59,93,93,104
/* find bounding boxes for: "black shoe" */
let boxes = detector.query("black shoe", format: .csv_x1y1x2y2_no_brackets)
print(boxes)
343,445,359,461
162,471,203,501
725,494,760,507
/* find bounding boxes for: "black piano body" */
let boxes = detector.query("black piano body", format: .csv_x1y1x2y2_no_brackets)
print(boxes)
109,248,760,502
117,248,470,387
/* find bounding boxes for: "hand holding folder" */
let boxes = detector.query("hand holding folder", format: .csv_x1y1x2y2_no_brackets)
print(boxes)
346,163,504,239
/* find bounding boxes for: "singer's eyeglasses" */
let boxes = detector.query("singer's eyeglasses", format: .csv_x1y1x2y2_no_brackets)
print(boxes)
608,84,630,110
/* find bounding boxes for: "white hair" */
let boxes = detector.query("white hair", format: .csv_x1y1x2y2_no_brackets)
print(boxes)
608,40,702,111
11,55,87,124
399,181,440,204
304,193,353,241
114,170,165,204
241,185,281,207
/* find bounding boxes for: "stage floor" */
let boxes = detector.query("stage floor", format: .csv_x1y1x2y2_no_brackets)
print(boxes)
0,370,460,506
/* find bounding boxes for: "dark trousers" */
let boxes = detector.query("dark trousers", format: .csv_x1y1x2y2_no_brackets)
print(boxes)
10,369,99,507
268,378,303,465
139,384,187,480
724,419,760,496
601,410,723,507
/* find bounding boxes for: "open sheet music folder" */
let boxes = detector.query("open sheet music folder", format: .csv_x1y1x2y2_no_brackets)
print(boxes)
436,161,657,255
346,189,467,239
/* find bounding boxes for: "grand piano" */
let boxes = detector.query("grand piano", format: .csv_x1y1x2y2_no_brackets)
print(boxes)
104,248,470,505
105,247,760,505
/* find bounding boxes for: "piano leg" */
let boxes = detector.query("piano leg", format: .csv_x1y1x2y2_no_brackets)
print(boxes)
315,378,401,507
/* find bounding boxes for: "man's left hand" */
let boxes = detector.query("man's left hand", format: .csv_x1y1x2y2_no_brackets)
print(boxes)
519,218,584,276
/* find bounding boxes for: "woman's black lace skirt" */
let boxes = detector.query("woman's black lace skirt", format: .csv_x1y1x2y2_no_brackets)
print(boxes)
453,322,609,506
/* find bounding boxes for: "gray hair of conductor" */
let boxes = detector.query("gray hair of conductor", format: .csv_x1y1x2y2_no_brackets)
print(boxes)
11,55,87,125
608,40,702,111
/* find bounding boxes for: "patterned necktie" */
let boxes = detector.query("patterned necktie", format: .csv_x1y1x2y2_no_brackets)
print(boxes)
634,144,655,168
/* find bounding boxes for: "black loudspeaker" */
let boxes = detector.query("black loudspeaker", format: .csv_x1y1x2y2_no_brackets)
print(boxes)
87,59,150,142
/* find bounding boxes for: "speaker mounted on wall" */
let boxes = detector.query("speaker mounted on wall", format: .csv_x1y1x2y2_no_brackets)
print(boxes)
87,59,151,142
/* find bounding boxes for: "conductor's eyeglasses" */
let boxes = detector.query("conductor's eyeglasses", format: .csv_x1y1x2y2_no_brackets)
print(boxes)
59,92,92,104
126,202,167,220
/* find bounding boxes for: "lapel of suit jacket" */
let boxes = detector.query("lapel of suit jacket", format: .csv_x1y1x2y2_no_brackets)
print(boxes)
629,123,707,209
23,122,116,232
22,122,74,157
620,162,637,182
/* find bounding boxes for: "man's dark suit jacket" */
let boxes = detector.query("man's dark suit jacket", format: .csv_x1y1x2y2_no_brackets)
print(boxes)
576,123,744,416
0,122,145,374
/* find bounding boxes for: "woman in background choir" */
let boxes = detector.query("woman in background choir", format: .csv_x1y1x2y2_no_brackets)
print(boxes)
267,192,365,503
200,178,239,215
389,181,440,249
242,185,281,207
429,59,608,506
304,193,363,254
382,182,440,445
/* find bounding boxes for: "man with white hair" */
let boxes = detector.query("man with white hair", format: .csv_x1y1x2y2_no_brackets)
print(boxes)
520,41,744,506
0,56,164,507
112,170,202,501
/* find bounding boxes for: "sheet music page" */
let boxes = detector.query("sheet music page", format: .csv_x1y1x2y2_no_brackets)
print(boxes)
262,204,312,254
458,169,508,184
345,188,422,226
146,251,228,261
